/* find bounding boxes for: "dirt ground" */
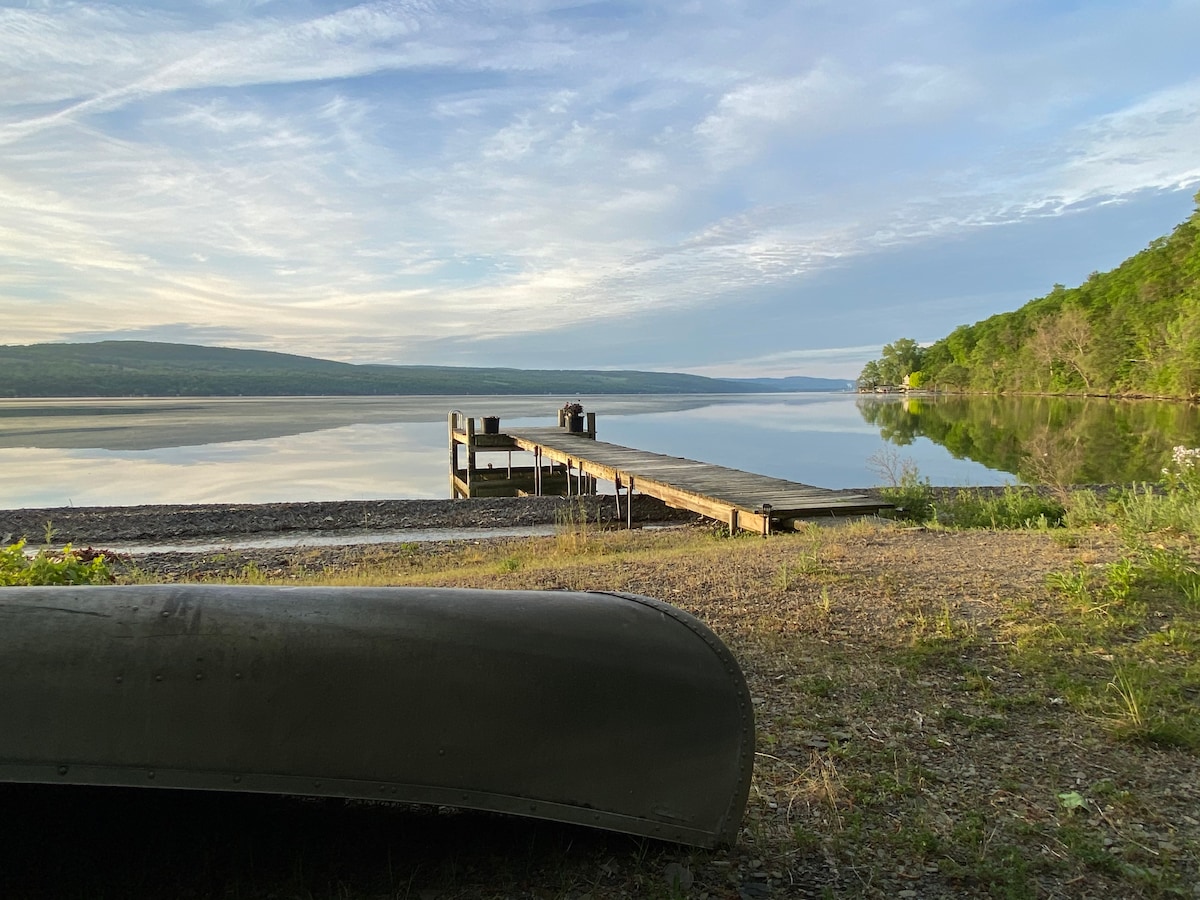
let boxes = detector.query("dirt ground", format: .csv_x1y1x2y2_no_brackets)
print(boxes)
2,502,1197,899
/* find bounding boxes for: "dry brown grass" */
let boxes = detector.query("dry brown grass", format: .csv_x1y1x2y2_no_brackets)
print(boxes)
70,520,1199,898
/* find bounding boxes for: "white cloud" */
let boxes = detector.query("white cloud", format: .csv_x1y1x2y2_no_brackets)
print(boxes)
694,62,859,165
684,346,880,380
1053,80,1200,201
0,0,1198,375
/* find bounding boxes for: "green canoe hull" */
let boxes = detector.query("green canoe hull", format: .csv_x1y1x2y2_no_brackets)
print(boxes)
0,585,753,847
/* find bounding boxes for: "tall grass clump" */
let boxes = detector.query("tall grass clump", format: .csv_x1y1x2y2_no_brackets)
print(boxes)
868,448,934,523
554,497,598,555
0,540,113,585
1112,446,1200,544
1063,489,1114,528
937,485,1065,529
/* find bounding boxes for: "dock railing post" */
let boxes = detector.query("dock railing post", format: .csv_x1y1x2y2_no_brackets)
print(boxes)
448,410,462,498
465,416,476,496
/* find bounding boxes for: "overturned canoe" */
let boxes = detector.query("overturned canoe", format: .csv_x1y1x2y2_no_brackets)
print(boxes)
0,585,753,847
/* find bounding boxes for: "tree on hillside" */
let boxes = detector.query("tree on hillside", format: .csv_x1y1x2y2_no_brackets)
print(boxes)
857,359,883,391
877,338,925,386
884,188,1200,400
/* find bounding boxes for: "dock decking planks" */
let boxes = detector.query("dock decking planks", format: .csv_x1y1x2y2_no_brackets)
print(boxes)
497,426,888,534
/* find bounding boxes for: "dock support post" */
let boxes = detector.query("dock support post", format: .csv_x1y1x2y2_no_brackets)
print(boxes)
448,412,456,498
762,503,772,537
626,477,634,530
465,416,476,496
728,509,738,536
448,410,464,499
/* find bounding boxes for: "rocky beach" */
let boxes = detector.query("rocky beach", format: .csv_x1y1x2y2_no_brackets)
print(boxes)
0,494,708,547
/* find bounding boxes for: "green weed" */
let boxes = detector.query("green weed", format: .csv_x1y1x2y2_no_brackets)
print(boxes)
1045,565,1092,607
0,539,112,586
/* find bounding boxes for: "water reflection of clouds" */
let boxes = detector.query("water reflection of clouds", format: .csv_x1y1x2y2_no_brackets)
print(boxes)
0,423,450,508
0,395,1019,508
671,397,880,434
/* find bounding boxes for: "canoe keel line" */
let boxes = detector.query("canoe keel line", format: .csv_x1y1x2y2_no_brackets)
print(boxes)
0,585,754,847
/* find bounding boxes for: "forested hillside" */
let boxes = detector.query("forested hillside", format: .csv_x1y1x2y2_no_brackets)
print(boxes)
859,191,1200,399
0,340,847,397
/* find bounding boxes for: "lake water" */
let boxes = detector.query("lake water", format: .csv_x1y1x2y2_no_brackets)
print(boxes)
1,394,1197,508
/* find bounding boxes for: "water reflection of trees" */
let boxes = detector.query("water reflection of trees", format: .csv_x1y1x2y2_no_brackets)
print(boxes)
857,396,1200,483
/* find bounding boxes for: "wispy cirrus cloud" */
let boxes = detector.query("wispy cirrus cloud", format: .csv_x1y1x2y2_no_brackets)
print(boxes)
2,0,1199,375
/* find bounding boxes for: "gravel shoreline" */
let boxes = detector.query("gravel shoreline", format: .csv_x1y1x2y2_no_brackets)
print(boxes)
4,485,1119,549
0,495,708,546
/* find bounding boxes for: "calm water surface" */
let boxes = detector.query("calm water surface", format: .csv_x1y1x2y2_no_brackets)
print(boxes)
1,394,1196,508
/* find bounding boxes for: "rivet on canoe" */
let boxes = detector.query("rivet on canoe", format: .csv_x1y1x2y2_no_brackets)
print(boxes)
57,765,68,776
147,771,155,779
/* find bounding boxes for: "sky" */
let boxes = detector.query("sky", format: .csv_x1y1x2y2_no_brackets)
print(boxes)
2,1,1199,379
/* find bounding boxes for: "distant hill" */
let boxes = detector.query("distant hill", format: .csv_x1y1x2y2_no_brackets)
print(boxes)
858,190,1200,399
729,375,854,392
0,341,847,397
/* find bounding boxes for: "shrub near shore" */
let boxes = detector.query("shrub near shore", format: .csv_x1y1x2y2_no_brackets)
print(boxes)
0,539,112,585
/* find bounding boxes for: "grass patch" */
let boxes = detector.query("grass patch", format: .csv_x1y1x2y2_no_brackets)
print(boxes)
936,485,1066,529
91,492,1200,899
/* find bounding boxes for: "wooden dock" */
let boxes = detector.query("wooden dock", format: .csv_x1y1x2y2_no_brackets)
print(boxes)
449,411,889,535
